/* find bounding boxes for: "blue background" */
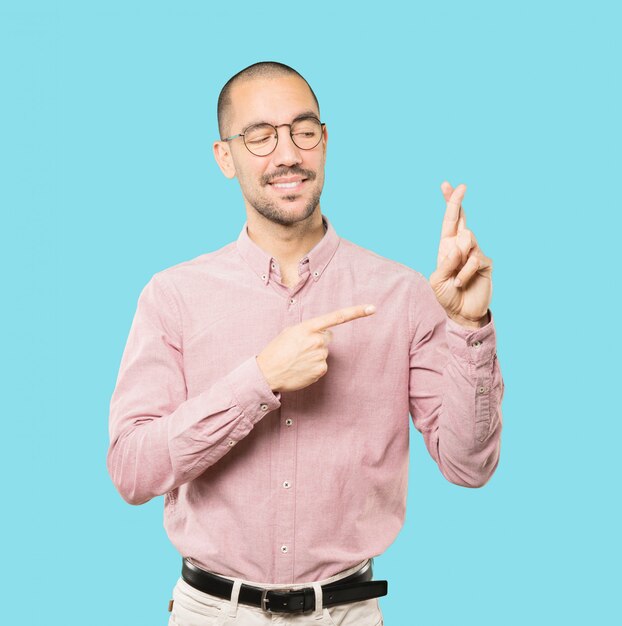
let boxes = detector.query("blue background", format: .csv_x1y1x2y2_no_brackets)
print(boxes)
2,1,620,624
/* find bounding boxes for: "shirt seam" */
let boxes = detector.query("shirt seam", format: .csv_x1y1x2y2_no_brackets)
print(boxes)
154,272,185,353
408,274,440,432
407,272,418,346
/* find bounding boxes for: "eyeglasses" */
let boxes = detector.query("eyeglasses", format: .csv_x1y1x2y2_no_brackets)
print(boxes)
222,116,325,156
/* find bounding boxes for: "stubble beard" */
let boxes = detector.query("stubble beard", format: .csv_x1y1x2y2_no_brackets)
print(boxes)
247,169,324,227
252,186,323,226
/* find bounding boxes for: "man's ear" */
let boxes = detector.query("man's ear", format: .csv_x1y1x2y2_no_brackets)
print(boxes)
213,140,237,179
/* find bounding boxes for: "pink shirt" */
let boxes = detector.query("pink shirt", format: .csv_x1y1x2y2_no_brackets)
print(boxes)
107,213,504,584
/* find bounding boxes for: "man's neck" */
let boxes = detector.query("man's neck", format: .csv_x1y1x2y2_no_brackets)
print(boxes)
245,210,326,269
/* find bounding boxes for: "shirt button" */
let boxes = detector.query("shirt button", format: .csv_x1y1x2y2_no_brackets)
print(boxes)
260,403,269,411
285,418,293,426
261,274,267,280
271,263,276,269
478,386,489,394
472,340,483,347
280,545,288,553
282,481,291,489
289,298,296,304
228,439,235,446
313,271,319,277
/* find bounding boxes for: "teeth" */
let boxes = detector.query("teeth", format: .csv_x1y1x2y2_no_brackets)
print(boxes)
272,181,301,189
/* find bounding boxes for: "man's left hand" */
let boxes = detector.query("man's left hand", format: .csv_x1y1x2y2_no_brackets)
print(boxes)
428,181,493,329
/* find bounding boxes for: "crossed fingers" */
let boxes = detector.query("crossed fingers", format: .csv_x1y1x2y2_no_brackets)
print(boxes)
439,182,491,287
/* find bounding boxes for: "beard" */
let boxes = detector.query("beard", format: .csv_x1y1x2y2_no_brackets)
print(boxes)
243,165,324,227
251,186,322,226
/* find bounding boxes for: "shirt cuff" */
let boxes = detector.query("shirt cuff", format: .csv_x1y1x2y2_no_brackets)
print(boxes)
445,309,497,366
223,355,282,426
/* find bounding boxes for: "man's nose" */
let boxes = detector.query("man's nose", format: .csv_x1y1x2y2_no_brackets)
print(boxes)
270,127,303,167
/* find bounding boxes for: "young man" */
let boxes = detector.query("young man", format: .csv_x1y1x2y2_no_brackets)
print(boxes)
107,61,504,625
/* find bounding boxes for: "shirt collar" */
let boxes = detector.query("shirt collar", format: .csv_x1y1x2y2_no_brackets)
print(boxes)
236,214,340,285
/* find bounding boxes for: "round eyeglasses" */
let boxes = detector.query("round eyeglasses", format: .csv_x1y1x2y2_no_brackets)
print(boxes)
222,117,325,156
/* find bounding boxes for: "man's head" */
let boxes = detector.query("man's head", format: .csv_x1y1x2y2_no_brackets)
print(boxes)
213,62,328,227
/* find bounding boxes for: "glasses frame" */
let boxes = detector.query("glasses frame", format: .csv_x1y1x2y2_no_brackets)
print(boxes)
221,116,326,156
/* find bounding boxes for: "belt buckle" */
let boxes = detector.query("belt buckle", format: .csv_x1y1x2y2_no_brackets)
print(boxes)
260,587,295,613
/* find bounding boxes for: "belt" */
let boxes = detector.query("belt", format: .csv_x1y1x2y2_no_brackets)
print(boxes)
181,557,388,614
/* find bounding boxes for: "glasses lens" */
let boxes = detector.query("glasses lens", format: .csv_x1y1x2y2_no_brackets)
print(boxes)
291,118,323,150
244,124,277,156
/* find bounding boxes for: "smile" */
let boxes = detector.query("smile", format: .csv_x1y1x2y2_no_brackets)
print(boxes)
268,178,307,192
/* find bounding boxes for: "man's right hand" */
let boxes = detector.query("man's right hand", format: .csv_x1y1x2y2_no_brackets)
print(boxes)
256,304,377,393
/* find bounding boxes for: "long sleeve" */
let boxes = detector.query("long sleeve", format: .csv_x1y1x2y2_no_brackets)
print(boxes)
408,274,504,488
106,273,282,505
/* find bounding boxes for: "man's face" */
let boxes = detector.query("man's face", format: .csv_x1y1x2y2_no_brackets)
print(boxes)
216,75,327,227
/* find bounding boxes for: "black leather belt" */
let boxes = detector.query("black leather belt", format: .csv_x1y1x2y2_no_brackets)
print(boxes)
181,557,388,614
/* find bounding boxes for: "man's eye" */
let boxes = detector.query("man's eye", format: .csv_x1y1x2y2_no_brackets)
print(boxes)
248,135,272,144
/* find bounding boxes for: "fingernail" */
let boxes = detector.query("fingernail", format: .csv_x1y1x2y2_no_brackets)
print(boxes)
453,278,462,287
365,305,376,314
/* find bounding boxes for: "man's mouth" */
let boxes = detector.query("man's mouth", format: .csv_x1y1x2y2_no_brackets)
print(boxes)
268,177,308,192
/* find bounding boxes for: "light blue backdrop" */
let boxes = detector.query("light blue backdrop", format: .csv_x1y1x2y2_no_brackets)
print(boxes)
2,1,620,624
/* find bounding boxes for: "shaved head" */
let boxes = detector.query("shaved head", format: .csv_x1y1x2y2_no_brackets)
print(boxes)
217,61,320,139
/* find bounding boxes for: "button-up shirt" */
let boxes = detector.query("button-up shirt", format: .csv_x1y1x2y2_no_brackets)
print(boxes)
107,213,504,584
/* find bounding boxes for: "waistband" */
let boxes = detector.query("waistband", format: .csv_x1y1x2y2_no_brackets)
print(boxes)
185,557,372,589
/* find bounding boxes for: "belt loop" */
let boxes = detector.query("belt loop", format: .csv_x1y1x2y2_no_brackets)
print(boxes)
312,582,323,620
227,578,243,618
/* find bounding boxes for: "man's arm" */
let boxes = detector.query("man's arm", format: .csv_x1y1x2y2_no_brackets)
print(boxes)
106,274,281,505
408,275,504,488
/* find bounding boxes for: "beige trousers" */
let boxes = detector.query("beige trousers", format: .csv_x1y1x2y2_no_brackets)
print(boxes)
167,559,384,626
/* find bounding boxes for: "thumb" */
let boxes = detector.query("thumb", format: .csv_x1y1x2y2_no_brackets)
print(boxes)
435,246,462,281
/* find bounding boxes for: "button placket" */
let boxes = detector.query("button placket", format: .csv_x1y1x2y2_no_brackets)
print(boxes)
475,375,492,443
274,291,301,580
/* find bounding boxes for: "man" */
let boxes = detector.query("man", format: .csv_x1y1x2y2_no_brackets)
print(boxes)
107,61,504,625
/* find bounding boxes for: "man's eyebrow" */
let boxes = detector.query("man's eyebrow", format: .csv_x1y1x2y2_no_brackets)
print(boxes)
242,110,321,131
291,111,321,122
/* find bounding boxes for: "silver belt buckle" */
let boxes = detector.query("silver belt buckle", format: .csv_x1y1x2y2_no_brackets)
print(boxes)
260,587,294,613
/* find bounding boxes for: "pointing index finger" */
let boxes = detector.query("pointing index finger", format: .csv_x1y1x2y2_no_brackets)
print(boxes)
307,304,376,332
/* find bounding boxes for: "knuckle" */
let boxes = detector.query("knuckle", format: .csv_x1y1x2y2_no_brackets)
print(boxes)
313,362,328,379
